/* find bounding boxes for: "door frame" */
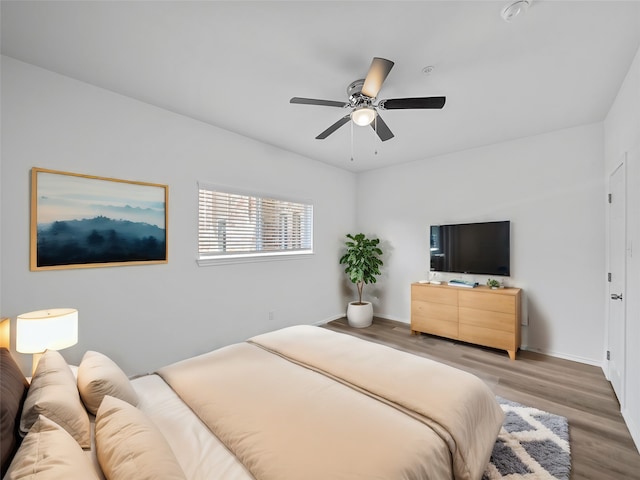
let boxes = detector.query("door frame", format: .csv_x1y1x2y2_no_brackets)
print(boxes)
606,156,627,406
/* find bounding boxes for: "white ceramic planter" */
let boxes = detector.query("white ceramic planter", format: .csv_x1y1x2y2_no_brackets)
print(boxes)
346,301,373,328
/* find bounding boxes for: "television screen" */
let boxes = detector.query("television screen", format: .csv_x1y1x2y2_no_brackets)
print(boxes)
430,221,510,276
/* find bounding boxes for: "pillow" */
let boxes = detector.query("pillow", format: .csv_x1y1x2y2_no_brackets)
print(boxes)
95,395,186,480
77,350,139,415
0,348,29,476
19,349,91,448
4,415,100,480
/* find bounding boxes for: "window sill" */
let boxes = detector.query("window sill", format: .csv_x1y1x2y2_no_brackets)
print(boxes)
197,250,314,266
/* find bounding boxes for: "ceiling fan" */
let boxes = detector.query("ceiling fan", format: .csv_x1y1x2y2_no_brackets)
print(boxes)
290,57,446,142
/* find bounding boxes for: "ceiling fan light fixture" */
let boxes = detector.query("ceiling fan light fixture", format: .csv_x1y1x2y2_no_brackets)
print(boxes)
501,0,530,22
351,107,377,126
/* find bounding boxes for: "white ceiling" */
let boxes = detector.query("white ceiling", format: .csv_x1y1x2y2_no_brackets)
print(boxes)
2,1,640,172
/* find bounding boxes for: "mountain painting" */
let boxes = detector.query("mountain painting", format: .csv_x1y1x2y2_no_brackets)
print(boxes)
31,168,168,270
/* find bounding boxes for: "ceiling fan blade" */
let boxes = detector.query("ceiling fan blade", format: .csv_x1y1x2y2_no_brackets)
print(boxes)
371,114,394,142
316,115,351,139
290,97,347,108
378,96,446,110
361,57,394,99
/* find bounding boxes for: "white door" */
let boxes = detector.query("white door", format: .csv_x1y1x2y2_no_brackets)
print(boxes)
608,160,626,403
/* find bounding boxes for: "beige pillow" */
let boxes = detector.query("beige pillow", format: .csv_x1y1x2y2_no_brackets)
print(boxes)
77,351,139,415
20,349,91,447
5,415,100,480
95,396,186,480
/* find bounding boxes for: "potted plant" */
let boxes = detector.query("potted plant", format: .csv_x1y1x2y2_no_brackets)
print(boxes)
339,233,383,328
487,278,501,289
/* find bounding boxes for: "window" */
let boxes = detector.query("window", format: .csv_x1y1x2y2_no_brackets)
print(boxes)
198,184,313,264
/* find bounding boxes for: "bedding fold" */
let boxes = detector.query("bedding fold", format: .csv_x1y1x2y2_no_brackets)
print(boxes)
249,326,504,480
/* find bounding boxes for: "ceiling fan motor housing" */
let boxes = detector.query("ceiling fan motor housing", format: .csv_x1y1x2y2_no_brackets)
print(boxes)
347,79,374,108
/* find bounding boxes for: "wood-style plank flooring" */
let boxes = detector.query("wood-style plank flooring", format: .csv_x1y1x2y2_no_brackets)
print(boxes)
322,317,640,480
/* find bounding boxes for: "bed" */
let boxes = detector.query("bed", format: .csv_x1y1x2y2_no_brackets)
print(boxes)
1,325,504,480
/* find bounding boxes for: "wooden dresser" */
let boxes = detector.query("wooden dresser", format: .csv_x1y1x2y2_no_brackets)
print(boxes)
410,283,521,359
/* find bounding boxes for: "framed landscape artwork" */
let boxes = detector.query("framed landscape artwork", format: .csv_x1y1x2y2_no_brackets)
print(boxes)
30,168,168,270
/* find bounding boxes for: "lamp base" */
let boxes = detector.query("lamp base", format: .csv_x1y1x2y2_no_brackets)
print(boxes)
31,352,43,375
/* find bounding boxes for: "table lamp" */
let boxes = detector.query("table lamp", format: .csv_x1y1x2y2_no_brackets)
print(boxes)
16,308,78,374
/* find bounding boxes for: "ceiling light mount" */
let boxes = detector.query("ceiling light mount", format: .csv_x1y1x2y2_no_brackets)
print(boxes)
501,0,530,22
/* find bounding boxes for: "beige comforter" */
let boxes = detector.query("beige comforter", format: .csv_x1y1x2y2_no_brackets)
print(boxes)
158,326,503,480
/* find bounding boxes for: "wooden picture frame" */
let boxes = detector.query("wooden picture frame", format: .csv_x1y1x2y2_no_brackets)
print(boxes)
30,168,168,271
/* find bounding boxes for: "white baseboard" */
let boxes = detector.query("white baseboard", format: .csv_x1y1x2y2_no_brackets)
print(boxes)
315,313,409,326
519,345,603,368
373,313,410,323
313,314,344,326
623,408,640,454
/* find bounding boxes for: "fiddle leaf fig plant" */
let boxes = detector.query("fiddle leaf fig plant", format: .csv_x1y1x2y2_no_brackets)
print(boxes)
339,233,384,305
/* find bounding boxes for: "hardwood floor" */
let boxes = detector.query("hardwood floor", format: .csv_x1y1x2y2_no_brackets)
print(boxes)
322,317,640,480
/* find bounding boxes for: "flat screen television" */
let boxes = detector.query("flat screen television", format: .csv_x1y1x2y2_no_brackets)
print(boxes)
430,221,510,276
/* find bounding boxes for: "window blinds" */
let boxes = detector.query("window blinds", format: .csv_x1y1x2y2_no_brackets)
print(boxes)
198,187,313,258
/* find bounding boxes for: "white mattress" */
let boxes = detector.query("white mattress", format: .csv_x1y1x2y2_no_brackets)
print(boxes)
131,374,254,480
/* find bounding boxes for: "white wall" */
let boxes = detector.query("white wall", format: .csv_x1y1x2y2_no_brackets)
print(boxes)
604,43,640,450
0,56,356,375
1,50,636,443
356,123,606,365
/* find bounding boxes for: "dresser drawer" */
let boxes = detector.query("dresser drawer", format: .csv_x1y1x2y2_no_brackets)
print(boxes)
412,300,458,323
411,284,458,305
458,290,515,314
459,307,515,333
459,324,517,351
411,314,459,339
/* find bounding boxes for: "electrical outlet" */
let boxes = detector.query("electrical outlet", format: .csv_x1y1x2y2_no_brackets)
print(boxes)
268,311,274,321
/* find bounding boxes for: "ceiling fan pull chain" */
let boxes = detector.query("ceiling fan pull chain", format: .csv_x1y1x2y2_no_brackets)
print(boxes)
350,119,355,162
374,116,379,155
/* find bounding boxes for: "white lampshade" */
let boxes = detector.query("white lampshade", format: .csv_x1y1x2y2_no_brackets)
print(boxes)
351,107,377,126
16,308,78,354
